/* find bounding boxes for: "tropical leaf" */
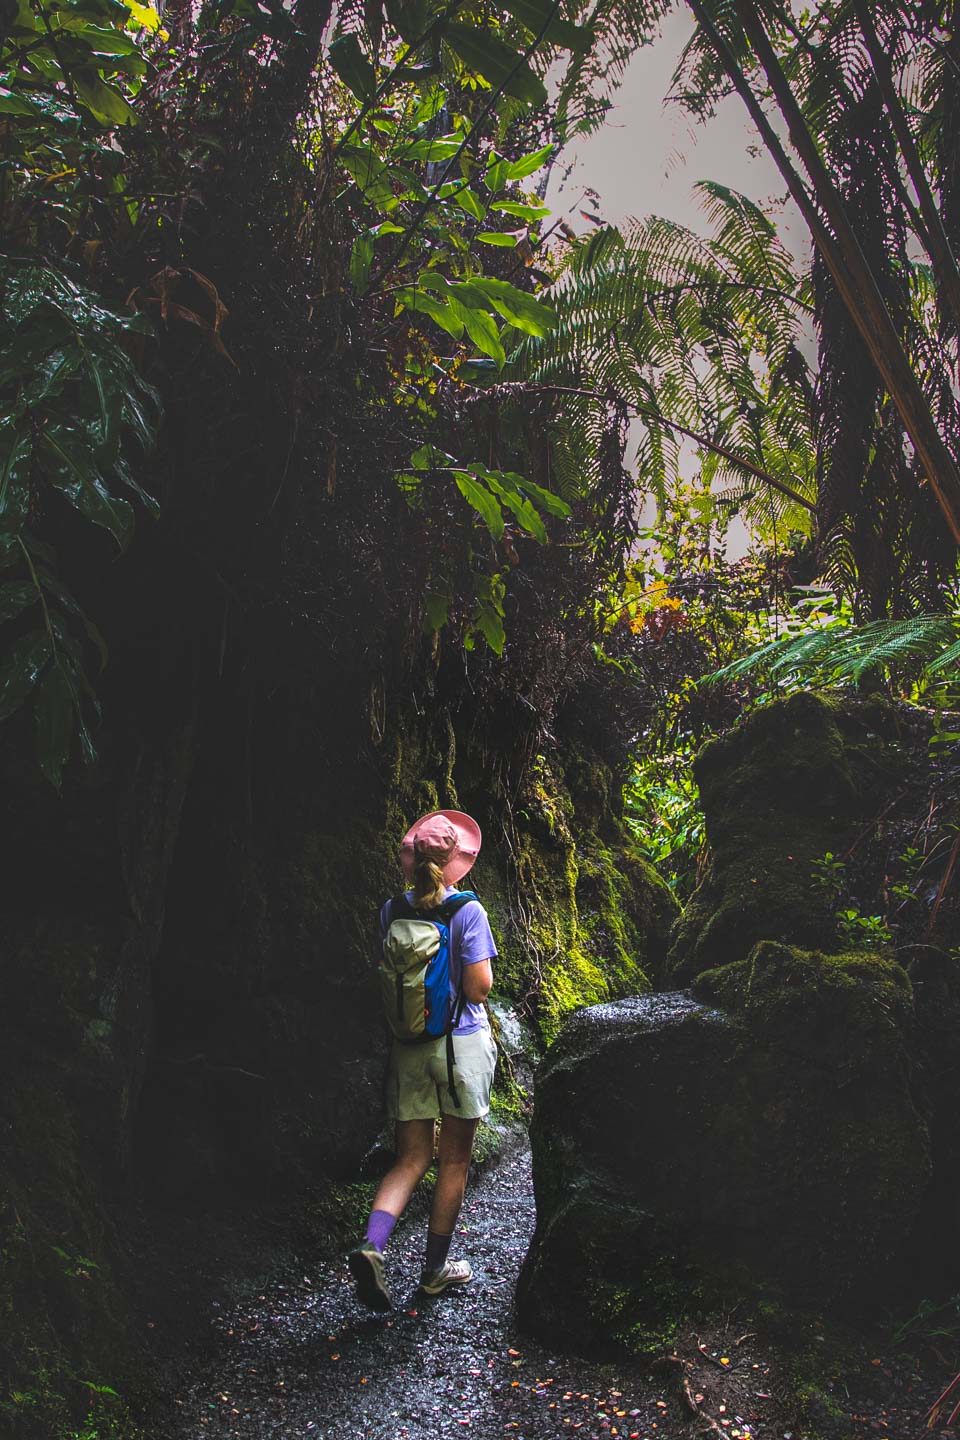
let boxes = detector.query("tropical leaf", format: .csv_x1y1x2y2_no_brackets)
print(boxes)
454,470,504,538
329,33,378,101
444,23,548,107
0,630,50,721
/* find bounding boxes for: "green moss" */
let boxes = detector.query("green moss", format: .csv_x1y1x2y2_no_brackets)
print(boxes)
589,1256,708,1356
689,941,927,1298
488,1065,528,1124
310,1179,379,1254
668,692,905,983
475,754,677,1044
694,940,913,1036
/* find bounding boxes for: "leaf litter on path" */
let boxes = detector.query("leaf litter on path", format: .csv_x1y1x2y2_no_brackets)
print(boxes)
152,1143,955,1440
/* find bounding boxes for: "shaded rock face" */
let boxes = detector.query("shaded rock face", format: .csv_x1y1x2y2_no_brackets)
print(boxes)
136,695,678,1198
518,963,934,1353
1,638,676,1433
666,692,926,984
0,686,196,1437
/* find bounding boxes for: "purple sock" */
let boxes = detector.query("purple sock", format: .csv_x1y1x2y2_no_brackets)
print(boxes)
425,1230,453,1273
365,1209,397,1254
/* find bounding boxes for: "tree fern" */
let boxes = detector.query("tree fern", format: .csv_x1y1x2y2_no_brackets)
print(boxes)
675,0,960,612
520,181,817,537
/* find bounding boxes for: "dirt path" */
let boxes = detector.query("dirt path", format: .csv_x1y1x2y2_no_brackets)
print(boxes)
165,1142,951,1440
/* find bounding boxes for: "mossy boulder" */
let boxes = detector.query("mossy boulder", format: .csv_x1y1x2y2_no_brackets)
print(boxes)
519,946,936,1353
667,692,912,984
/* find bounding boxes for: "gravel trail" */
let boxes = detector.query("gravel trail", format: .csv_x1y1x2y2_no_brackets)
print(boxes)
165,1141,951,1440
169,1145,671,1440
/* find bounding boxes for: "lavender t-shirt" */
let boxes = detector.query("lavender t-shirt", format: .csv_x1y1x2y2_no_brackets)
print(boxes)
379,886,497,1036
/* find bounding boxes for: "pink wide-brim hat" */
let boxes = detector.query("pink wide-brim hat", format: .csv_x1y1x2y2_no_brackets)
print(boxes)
400,809,482,885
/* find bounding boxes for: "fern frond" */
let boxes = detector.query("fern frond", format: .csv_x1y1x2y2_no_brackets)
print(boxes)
705,613,960,688
520,183,816,532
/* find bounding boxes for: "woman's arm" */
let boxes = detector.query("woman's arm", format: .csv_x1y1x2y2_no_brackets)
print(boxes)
462,958,493,1004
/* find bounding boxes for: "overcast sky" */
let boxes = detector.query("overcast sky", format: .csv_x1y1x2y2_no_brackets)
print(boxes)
547,9,802,244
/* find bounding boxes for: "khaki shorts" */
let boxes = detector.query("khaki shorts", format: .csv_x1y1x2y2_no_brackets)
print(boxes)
385,1026,498,1121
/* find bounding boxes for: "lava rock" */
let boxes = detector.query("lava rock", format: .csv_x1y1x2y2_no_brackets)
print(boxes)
518,977,931,1352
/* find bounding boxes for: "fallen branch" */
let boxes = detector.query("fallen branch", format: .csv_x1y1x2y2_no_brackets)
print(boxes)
926,829,960,939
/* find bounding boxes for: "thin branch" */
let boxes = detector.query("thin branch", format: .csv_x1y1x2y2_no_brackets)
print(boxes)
464,379,816,511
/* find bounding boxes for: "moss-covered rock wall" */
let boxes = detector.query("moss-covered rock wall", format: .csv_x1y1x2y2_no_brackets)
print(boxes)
518,947,939,1355
1,619,674,1436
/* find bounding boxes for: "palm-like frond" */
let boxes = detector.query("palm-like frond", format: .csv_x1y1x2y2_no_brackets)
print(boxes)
668,0,960,614
554,0,672,139
520,181,817,536
705,612,960,687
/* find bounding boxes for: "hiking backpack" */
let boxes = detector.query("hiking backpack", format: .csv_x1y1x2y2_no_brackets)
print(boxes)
380,890,479,1107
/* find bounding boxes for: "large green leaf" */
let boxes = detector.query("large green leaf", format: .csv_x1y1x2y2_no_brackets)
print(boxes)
338,141,385,191
444,24,547,107
0,426,34,525
401,136,463,163
36,565,109,670
41,432,135,547
329,33,377,102
459,304,505,368
514,474,570,517
56,21,143,54
0,87,41,115
382,0,430,44
395,287,466,340
478,468,547,541
124,1,163,33
500,0,590,52
0,629,50,721
491,198,550,219
72,68,136,125
464,276,555,336
504,143,554,180
476,230,521,246
423,591,449,632
350,234,374,293
454,471,504,539
476,602,505,654
0,580,38,623
35,662,74,789
450,186,486,221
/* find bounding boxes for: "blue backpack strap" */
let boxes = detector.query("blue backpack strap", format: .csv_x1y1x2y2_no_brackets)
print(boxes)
435,890,481,1110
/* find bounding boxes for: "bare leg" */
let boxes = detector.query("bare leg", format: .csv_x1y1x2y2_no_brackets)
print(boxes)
371,1119,435,1218
429,1114,479,1236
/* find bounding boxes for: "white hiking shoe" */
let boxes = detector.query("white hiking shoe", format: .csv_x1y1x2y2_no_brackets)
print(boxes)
420,1258,473,1295
348,1243,393,1311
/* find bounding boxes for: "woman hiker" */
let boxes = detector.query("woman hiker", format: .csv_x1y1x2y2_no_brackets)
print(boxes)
349,810,498,1310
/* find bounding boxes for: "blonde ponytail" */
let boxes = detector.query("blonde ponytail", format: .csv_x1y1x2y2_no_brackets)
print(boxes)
412,852,447,911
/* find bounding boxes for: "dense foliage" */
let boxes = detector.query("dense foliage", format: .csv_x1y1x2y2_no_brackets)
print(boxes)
4,3,960,1434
